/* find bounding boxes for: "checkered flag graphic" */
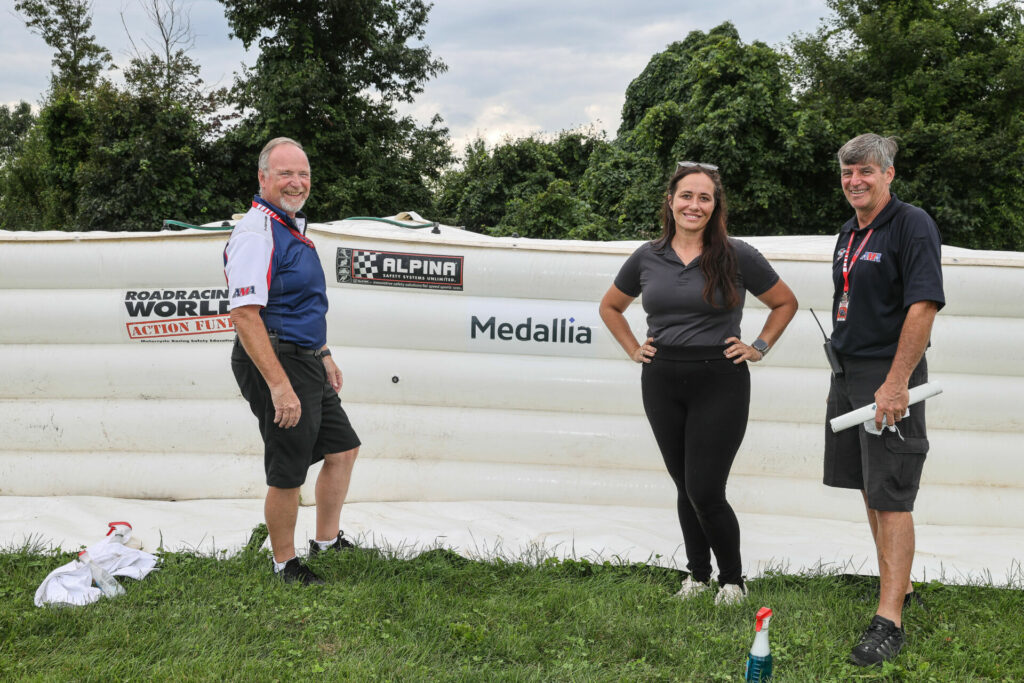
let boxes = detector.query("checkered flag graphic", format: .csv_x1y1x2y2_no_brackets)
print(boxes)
352,251,379,278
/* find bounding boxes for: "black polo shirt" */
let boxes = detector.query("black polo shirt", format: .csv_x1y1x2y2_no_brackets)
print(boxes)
614,238,779,347
831,195,945,358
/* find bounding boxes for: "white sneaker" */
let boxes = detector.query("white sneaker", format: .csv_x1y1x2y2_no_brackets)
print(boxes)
714,582,749,605
674,576,711,599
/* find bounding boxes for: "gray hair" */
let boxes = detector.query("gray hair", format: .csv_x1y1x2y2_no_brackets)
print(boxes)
258,137,305,172
837,134,899,171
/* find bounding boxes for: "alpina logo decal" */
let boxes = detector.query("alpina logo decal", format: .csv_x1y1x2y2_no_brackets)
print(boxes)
861,252,882,263
337,247,464,291
470,315,592,344
233,286,255,297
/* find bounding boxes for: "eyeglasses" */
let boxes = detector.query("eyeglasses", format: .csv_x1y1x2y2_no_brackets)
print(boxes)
676,161,719,172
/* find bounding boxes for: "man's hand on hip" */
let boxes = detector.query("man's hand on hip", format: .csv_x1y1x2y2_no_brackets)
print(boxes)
270,381,302,428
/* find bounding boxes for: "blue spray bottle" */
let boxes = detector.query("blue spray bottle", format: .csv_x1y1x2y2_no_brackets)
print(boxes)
744,607,773,681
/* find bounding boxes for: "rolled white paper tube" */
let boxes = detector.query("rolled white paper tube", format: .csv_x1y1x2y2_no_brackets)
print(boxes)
829,382,943,433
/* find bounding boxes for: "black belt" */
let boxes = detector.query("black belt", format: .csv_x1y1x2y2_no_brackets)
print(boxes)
276,342,320,357
235,334,321,358
652,344,729,361
266,331,319,357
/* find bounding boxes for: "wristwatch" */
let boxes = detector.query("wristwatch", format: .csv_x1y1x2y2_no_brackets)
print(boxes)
751,338,770,356
320,348,332,358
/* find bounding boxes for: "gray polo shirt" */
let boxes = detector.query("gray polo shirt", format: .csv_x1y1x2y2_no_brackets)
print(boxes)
614,238,779,347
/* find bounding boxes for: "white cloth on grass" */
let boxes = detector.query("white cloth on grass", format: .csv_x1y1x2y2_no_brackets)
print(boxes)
34,536,158,607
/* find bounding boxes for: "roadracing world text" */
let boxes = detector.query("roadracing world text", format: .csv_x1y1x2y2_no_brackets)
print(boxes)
124,288,234,341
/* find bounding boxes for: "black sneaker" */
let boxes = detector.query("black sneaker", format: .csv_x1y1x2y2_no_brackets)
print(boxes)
308,531,356,556
276,557,325,585
849,615,905,666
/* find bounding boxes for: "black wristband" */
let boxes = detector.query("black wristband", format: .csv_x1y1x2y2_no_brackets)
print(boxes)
320,348,331,358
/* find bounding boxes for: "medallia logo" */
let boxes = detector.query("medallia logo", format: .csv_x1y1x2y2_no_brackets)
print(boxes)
470,315,593,344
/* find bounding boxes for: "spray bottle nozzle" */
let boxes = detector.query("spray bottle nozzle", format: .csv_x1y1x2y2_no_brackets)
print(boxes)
755,607,773,632
106,521,132,536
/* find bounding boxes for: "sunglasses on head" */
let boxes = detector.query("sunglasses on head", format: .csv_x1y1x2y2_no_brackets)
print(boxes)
676,161,719,172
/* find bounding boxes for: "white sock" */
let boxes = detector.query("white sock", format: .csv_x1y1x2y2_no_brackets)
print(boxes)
273,556,296,572
313,537,335,551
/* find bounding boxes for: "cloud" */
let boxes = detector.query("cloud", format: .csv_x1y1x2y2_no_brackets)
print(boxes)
2,0,831,150
398,0,831,151
0,0,249,103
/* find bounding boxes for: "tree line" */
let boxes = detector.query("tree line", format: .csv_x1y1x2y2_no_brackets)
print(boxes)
2,0,1022,250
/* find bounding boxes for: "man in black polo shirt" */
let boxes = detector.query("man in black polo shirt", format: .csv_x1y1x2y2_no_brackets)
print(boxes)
823,134,944,666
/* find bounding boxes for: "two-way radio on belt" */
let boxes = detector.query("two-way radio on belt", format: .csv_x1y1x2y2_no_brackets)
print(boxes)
809,308,844,376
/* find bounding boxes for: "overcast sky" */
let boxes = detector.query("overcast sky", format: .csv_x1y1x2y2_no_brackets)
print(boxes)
2,0,831,151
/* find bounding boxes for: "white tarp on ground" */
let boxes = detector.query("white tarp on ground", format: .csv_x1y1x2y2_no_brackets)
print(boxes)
3,496,1022,587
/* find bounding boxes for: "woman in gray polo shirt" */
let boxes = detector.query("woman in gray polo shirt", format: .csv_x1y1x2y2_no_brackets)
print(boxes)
599,163,797,605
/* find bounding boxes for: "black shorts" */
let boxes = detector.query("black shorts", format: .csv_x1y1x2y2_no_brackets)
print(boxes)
824,355,929,512
231,338,361,488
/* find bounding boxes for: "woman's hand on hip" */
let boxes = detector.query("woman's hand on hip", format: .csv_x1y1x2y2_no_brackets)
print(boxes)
724,336,761,364
631,337,656,363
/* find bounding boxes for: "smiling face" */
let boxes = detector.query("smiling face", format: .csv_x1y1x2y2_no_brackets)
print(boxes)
840,160,894,226
258,143,311,217
668,172,716,236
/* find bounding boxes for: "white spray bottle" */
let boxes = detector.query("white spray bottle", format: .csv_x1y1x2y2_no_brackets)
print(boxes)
744,607,773,681
106,521,133,545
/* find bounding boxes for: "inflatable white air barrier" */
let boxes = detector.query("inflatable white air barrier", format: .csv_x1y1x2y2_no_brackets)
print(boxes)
2,219,1023,533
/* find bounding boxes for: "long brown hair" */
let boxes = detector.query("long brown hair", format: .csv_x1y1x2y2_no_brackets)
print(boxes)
654,166,739,309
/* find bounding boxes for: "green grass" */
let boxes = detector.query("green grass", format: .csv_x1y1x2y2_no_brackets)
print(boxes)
1,528,1022,682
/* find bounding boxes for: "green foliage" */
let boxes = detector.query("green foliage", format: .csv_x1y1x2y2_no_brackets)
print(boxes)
2,542,1023,680
14,0,112,96
216,0,453,219
790,0,1024,250
0,102,43,226
620,24,740,137
494,179,611,240
71,83,232,231
435,23,851,242
549,127,609,182
0,123,59,230
3,0,453,230
436,137,558,230
434,4,1024,248
616,23,831,236
121,39,231,139
0,102,36,163
34,91,90,229
578,143,664,239
433,130,613,237
0,84,234,231
5,0,1023,248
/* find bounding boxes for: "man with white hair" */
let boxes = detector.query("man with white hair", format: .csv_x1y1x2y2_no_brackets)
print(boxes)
823,133,944,666
224,137,361,584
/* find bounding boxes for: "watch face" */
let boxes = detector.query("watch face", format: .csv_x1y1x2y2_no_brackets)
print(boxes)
753,340,768,353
